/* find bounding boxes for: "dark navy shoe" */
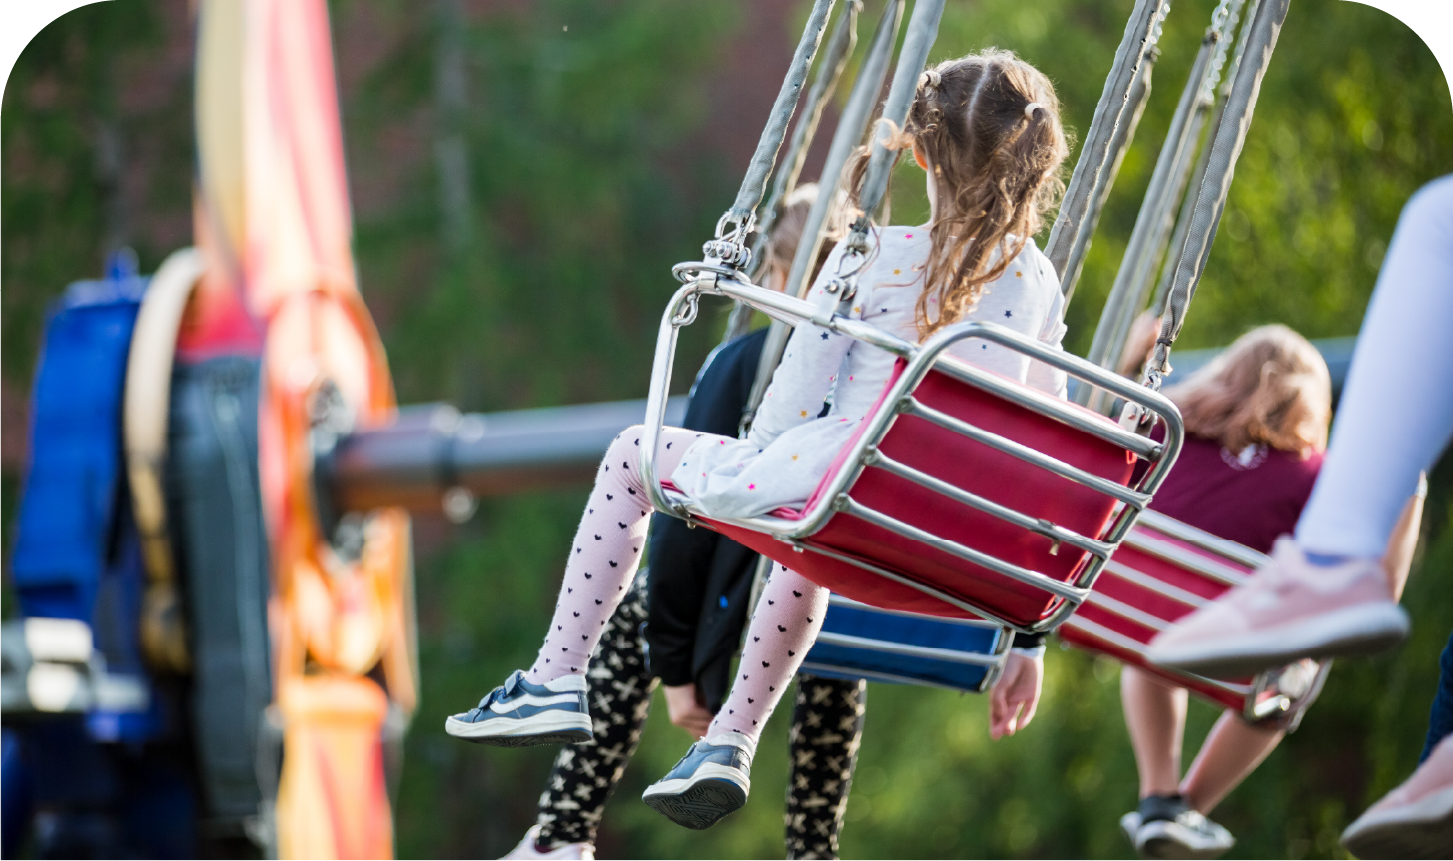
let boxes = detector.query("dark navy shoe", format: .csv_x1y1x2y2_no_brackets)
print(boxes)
642,731,755,829
445,670,592,746
1123,795,1235,859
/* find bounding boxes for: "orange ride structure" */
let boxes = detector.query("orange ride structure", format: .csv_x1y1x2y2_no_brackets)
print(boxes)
191,0,415,855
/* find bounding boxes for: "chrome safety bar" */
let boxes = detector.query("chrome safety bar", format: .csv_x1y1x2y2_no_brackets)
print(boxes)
640,271,1184,634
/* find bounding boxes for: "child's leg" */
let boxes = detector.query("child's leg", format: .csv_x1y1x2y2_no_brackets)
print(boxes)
1294,177,1453,558
708,563,830,742
1120,666,1188,799
533,579,656,850
1179,712,1283,814
784,675,866,860
528,425,703,684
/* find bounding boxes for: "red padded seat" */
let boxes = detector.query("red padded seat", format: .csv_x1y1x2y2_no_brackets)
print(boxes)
1059,514,1323,719
704,360,1141,628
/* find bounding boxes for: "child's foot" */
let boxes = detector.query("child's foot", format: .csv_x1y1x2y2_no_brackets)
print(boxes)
445,671,592,746
641,731,755,829
1341,735,1453,858
1123,795,1234,859
1146,540,1408,679
500,824,594,860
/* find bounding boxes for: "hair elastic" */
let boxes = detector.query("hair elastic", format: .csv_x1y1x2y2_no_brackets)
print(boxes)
1024,102,1042,119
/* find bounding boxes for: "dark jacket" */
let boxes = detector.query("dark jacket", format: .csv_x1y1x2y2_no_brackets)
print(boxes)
645,328,768,712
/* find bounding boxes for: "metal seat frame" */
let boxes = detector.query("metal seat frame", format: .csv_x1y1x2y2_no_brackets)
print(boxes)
640,265,1185,635
1062,508,1331,727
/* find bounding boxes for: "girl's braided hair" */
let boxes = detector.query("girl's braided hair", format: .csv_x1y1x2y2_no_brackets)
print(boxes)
848,48,1070,338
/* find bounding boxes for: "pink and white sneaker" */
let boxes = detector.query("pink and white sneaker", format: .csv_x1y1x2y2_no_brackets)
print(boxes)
1146,539,1409,679
496,824,592,859
1342,735,1453,858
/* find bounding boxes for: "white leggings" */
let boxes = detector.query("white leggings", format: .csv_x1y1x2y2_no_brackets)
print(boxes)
1294,176,1453,558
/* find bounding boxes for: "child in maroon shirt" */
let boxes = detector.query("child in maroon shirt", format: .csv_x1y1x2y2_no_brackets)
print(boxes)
1119,325,1332,858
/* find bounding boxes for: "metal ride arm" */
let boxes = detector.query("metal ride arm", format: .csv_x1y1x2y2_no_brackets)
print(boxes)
641,269,1184,633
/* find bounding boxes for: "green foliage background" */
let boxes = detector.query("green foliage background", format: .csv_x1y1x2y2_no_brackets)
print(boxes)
3,0,1451,858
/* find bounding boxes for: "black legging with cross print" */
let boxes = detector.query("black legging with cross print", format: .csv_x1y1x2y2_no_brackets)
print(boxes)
532,577,866,859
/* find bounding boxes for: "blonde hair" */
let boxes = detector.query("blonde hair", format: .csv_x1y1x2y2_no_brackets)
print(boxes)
1165,325,1331,458
847,48,1070,338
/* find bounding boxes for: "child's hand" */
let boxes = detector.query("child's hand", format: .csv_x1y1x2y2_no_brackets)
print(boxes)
989,651,1044,739
663,683,713,739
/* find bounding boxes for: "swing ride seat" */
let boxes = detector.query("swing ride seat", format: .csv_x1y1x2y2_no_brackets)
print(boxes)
800,593,1012,693
641,266,1185,635
1059,509,1330,727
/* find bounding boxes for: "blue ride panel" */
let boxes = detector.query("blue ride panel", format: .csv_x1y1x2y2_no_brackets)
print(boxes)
11,275,146,622
800,597,1008,692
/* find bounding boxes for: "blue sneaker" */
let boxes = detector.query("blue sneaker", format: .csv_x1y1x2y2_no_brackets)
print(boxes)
445,671,592,746
641,731,755,829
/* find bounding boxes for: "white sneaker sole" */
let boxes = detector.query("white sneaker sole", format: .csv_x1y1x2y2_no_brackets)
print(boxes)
1136,820,1234,859
1148,603,1409,679
642,763,750,830
445,710,593,747
1341,785,1453,859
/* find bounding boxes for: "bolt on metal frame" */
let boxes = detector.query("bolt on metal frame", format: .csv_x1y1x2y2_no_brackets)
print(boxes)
640,268,1185,635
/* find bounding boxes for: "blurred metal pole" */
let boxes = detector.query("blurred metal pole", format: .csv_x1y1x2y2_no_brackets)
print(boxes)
1153,0,1262,316
320,398,687,520
433,0,474,253
1095,0,1248,398
1061,47,1158,309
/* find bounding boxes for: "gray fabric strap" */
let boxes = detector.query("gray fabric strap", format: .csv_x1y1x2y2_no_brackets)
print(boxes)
1090,0,1247,398
1148,0,1290,388
741,0,906,433
845,0,948,250
1044,0,1169,296
724,0,838,231
1152,0,1261,316
1061,46,1158,309
724,1,864,346
1078,0,1240,406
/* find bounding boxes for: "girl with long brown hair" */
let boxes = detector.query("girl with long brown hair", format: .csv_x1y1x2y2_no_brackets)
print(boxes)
445,48,1073,831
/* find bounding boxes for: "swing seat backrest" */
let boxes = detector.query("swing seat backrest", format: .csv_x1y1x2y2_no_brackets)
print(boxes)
1058,510,1329,725
716,363,1134,627
704,332,1175,632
